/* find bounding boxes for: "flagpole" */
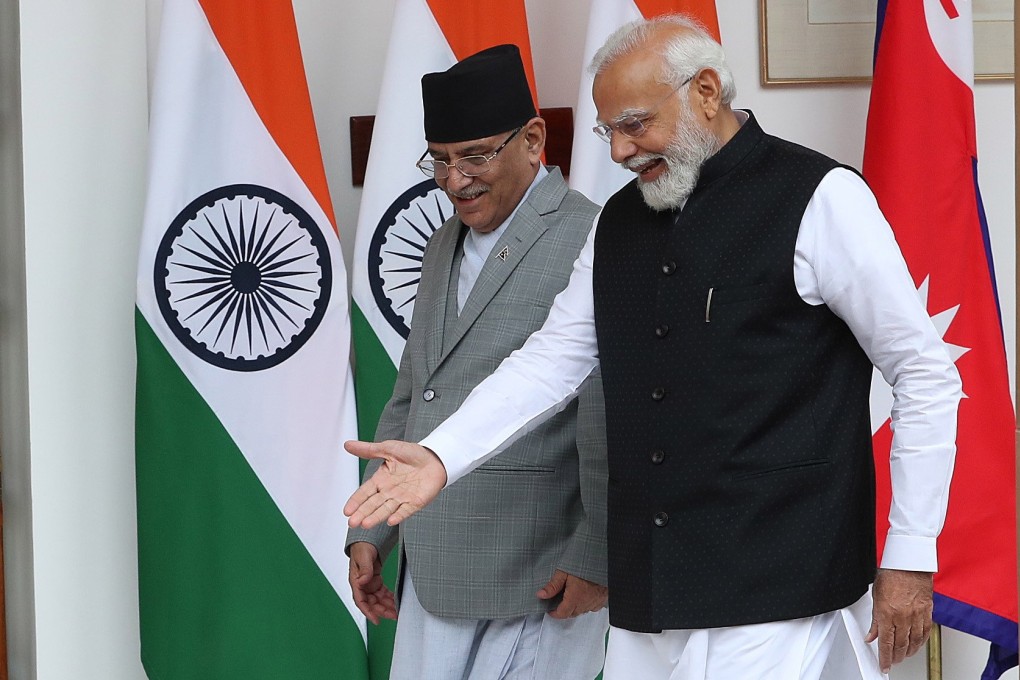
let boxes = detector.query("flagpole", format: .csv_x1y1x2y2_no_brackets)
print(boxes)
927,622,943,680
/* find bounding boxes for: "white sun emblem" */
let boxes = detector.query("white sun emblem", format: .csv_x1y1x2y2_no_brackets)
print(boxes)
869,276,970,433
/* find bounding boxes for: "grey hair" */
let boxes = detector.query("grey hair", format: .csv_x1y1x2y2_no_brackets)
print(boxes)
589,14,736,106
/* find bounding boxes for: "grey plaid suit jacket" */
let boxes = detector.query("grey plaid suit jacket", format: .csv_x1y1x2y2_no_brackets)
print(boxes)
346,168,608,619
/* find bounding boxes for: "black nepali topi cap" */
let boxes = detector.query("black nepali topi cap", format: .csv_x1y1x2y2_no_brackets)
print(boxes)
421,44,537,143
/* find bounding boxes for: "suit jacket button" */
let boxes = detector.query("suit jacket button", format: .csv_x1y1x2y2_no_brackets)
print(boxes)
654,512,669,527
651,387,665,401
661,260,676,275
651,450,665,464
423,388,436,402
655,324,669,338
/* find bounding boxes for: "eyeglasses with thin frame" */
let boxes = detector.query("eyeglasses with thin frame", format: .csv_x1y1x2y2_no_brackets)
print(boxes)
416,126,524,179
592,76,694,143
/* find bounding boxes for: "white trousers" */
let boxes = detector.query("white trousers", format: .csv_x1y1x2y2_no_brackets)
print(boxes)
388,571,609,680
603,591,886,680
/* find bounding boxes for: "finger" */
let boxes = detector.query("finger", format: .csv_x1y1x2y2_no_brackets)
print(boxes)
906,626,927,659
352,587,380,625
349,505,386,530
348,563,376,622
348,566,371,588
344,439,390,460
573,594,604,615
349,556,375,584
347,486,401,528
361,496,410,529
376,590,398,620
386,501,423,526
537,571,568,599
917,615,933,655
905,609,931,659
891,624,911,667
344,478,384,519
551,580,589,619
878,623,896,673
549,599,578,619
368,595,398,622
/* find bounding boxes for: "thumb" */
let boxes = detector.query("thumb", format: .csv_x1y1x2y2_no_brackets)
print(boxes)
864,619,879,644
344,440,387,460
349,545,378,579
537,570,568,599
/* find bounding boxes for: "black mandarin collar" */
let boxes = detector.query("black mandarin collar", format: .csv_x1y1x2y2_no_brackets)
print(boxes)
693,109,763,191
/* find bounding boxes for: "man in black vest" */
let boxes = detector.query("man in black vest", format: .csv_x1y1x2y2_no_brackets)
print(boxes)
343,14,962,680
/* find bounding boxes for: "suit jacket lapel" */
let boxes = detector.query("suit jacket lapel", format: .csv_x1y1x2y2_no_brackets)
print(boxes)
437,168,568,366
423,221,463,374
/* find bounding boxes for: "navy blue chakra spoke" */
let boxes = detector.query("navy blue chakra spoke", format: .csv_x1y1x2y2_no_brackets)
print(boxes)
368,179,453,339
154,184,331,372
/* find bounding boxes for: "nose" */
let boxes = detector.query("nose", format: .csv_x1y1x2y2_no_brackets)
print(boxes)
443,165,474,190
609,133,638,165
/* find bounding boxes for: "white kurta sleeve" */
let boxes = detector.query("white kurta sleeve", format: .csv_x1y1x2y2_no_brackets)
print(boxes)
794,168,962,572
421,215,602,485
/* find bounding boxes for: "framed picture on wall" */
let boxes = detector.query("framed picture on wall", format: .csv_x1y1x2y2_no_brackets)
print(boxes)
760,0,1014,84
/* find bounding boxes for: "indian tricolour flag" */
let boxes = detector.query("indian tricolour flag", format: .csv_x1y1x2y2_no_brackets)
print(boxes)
350,1,537,675
135,1,367,678
569,0,720,205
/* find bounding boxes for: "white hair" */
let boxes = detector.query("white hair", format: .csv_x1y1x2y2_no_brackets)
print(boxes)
589,14,736,106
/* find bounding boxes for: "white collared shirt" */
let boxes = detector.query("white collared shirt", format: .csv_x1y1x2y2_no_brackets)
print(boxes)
457,165,549,312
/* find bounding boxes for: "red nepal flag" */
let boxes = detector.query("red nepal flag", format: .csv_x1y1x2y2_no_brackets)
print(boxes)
863,1,1017,678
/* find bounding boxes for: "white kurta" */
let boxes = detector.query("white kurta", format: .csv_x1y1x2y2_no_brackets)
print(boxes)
419,158,961,677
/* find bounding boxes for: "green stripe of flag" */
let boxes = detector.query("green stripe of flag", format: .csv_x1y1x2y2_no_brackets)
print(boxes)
136,310,369,680
351,302,398,441
350,301,398,680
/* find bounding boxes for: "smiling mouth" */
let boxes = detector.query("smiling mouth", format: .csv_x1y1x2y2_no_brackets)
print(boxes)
449,186,488,200
628,157,665,180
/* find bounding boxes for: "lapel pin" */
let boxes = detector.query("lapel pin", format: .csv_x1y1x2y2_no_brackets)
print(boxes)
496,246,509,261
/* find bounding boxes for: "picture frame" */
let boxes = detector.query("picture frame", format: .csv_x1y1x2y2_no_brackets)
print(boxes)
760,0,1014,84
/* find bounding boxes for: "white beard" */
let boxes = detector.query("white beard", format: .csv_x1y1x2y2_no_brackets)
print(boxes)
629,104,720,212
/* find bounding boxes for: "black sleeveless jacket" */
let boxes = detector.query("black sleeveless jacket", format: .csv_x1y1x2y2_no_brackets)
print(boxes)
592,112,876,631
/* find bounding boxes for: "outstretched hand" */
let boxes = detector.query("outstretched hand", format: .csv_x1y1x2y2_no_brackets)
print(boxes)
865,568,934,673
343,439,448,529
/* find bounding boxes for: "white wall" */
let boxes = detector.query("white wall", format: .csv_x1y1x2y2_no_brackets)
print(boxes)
9,0,150,678
2,1,1013,678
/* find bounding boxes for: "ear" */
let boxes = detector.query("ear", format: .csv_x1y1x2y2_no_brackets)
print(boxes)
690,68,723,120
522,116,547,164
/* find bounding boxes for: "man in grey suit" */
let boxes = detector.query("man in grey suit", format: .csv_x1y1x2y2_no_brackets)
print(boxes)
345,45,609,680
